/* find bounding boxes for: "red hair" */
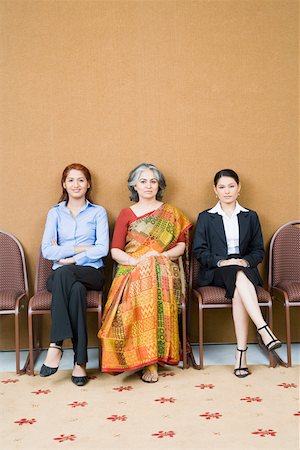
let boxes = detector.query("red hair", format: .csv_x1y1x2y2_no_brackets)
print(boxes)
59,163,93,203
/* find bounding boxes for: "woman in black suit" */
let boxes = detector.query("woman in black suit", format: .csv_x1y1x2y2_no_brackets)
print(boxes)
193,169,281,378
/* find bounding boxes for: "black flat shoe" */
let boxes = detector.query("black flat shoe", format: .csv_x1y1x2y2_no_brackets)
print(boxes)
40,364,59,377
39,346,63,378
71,375,88,387
257,324,282,351
234,347,250,378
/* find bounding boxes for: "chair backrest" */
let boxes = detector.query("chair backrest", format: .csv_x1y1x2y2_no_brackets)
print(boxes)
35,249,53,294
189,255,201,290
269,221,300,288
0,229,28,295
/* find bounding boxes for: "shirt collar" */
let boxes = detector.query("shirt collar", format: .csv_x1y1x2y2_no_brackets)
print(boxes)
208,201,248,217
58,200,94,211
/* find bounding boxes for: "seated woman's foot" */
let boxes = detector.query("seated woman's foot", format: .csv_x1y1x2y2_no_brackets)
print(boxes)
141,364,158,383
40,344,63,377
71,363,88,387
233,348,250,378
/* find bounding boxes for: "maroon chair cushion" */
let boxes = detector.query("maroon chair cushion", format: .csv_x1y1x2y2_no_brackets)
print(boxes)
196,286,231,304
0,289,24,310
195,285,270,305
30,290,101,311
277,281,300,302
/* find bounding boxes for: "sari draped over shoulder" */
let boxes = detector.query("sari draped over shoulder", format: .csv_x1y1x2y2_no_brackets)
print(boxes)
98,203,192,372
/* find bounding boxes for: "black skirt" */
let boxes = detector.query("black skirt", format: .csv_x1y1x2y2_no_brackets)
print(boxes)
212,265,262,300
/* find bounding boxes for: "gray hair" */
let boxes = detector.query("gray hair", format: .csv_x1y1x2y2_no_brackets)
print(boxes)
127,163,167,202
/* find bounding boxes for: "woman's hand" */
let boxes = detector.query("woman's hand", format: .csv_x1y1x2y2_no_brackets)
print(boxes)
219,258,249,267
139,250,160,261
58,257,76,265
74,246,93,253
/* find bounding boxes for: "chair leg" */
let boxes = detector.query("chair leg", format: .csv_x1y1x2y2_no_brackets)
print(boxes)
97,309,102,371
28,310,35,375
15,309,20,375
266,305,275,368
199,304,204,370
285,303,292,367
182,302,188,369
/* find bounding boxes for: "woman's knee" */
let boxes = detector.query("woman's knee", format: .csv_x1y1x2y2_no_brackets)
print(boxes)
70,282,87,300
235,270,250,285
52,265,75,281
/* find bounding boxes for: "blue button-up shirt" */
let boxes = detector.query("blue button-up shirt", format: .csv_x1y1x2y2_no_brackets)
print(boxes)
42,201,109,270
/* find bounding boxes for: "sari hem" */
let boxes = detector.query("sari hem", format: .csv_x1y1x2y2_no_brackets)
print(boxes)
101,357,180,373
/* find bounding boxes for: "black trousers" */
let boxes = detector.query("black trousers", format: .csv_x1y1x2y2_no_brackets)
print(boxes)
47,265,104,365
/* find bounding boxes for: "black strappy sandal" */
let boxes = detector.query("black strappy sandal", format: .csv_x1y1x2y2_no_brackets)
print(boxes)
234,347,250,378
40,345,64,377
257,324,282,351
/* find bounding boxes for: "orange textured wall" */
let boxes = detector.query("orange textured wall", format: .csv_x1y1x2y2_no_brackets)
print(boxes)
0,0,299,350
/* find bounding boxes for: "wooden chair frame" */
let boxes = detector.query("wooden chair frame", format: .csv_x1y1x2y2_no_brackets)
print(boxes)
268,220,300,367
0,229,29,374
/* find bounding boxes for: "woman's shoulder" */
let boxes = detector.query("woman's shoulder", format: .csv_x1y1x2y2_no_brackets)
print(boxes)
118,207,133,216
115,207,135,222
240,208,259,218
163,203,186,215
89,203,107,214
47,201,65,214
163,203,192,226
196,208,213,218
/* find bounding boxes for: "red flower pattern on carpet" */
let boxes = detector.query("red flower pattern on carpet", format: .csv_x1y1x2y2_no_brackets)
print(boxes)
277,383,297,388
293,411,300,416
87,375,97,380
68,401,88,408
2,379,19,384
53,434,76,442
107,415,127,421
240,396,262,403
152,430,175,438
113,386,133,392
159,372,176,377
31,389,51,395
199,412,222,420
155,397,176,403
195,384,215,389
14,418,36,426
252,429,277,437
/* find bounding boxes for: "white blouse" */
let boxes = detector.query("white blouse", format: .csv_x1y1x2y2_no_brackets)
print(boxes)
208,202,249,255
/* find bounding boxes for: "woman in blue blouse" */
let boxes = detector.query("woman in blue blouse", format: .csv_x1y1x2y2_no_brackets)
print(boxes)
40,163,109,386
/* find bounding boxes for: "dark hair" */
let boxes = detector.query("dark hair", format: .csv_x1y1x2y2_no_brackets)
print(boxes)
59,163,93,203
127,163,166,202
214,169,239,186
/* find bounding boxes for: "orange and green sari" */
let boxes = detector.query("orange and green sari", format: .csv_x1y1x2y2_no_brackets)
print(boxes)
98,203,192,372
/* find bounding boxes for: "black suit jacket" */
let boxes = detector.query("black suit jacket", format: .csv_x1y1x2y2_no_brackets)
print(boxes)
192,209,264,287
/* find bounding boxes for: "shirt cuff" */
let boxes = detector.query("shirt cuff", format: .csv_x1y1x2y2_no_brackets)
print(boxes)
73,252,87,264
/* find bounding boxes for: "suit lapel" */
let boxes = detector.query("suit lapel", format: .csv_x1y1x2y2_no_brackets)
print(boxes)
238,212,250,247
209,213,227,246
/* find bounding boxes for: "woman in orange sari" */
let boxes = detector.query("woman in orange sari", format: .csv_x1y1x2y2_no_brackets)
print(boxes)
98,163,191,382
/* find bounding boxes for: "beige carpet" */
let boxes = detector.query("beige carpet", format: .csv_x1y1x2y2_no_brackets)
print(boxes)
1,364,299,450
